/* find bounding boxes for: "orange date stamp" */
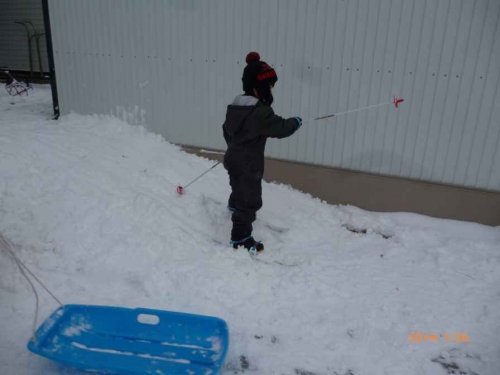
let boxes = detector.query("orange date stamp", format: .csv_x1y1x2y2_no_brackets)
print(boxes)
408,332,470,344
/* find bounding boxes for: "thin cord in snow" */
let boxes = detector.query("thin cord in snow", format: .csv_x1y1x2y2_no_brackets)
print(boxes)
0,233,63,339
0,235,40,335
0,234,40,336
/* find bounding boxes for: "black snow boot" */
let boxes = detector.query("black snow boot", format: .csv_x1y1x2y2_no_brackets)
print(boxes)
231,236,264,253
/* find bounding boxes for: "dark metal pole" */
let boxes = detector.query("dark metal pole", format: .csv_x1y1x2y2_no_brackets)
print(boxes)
41,0,60,119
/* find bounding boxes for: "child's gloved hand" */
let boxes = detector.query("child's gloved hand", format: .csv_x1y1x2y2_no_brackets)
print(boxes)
294,117,303,128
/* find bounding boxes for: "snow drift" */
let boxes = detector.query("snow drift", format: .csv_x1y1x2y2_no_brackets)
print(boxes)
1,85,499,375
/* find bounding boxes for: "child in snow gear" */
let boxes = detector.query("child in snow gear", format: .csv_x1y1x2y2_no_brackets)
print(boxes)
222,52,302,252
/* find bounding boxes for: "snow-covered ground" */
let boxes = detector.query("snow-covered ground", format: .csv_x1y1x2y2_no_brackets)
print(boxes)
1,85,499,375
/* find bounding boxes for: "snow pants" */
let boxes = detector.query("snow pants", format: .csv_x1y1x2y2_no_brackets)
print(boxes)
224,153,263,241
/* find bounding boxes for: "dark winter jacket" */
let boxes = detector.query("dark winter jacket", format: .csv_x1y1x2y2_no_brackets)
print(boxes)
222,95,299,173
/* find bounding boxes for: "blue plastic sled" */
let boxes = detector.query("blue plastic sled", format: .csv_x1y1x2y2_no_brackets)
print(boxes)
28,304,229,374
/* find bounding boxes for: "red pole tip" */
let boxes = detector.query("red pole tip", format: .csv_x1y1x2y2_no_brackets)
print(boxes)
176,186,184,195
393,96,405,108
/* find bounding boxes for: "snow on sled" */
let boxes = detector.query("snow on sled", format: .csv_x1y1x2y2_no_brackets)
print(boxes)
27,304,229,374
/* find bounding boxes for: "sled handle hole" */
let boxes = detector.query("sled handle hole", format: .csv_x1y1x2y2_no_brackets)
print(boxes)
137,313,160,325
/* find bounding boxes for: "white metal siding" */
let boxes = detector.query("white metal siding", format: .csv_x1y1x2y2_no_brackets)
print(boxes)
47,0,500,192
0,0,49,72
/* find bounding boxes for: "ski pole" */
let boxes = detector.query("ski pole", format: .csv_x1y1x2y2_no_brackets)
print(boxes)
313,95,404,121
176,161,221,195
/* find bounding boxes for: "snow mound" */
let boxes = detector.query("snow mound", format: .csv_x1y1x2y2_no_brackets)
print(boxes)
1,85,499,375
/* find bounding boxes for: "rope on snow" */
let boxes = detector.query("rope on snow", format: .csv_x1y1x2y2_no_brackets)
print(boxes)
0,233,63,338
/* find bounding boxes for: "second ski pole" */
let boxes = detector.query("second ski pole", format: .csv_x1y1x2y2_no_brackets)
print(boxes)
176,161,221,195
312,96,404,121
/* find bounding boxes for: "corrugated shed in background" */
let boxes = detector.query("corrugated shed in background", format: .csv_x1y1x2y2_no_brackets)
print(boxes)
0,0,49,73
47,0,500,191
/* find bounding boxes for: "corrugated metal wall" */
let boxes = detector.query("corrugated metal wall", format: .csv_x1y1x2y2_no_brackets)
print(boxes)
0,0,49,73
47,0,500,192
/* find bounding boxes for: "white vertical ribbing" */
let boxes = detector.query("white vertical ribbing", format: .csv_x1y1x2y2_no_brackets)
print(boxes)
361,0,383,172
432,0,466,184
458,0,493,186
379,0,403,175
330,0,349,167
449,0,484,185
368,0,392,172
415,0,452,181
350,0,371,171
475,1,500,188
47,0,500,192
342,0,362,169
389,0,415,175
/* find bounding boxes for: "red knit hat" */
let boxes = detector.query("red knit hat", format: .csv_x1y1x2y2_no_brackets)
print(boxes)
242,52,278,104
